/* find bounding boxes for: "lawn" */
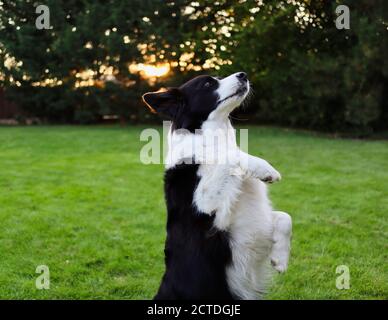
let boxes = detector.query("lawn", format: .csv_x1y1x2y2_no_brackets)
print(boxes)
0,125,386,300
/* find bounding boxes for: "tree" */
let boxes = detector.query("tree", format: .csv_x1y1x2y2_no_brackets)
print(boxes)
218,0,388,135
1,0,386,134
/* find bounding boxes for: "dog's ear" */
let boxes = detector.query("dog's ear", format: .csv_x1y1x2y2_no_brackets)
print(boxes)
142,88,183,119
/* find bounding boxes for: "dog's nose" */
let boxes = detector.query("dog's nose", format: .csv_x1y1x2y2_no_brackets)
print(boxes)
236,72,248,82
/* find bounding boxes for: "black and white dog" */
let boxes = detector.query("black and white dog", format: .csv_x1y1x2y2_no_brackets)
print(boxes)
142,72,292,300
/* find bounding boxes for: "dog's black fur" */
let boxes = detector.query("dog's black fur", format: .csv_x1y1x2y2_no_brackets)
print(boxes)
143,75,220,133
154,164,234,300
143,74,248,300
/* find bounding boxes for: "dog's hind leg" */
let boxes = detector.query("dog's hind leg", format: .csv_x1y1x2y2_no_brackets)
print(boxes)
270,211,292,273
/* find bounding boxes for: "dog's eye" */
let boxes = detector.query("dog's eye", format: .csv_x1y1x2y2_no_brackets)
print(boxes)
204,82,211,88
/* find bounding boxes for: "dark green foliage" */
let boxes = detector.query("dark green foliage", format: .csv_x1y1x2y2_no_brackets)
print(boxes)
0,0,387,134
222,0,387,135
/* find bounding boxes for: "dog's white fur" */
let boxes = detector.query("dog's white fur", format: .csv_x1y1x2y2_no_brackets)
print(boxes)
165,73,292,299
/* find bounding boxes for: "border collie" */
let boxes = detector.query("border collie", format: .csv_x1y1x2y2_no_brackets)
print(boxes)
142,72,292,300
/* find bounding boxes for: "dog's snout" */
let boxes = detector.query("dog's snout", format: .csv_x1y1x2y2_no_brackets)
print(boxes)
236,72,247,82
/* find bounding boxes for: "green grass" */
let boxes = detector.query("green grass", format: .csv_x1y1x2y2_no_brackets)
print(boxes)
0,125,387,300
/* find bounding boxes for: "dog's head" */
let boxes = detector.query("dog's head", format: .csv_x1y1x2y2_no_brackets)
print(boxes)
142,72,250,131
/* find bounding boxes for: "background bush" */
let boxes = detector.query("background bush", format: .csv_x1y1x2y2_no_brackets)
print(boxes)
0,0,387,135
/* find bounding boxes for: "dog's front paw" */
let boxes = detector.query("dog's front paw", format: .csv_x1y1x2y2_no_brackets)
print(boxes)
242,156,281,183
261,167,281,183
270,257,288,273
254,164,281,183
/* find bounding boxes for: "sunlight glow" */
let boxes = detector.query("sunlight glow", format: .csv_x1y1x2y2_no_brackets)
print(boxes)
129,63,170,78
